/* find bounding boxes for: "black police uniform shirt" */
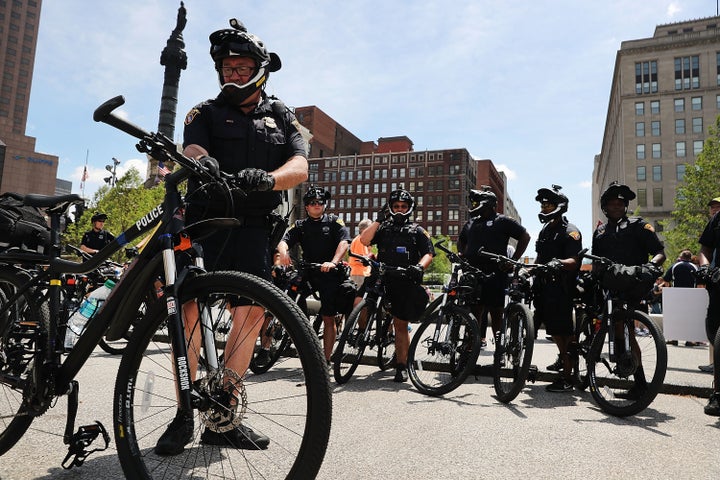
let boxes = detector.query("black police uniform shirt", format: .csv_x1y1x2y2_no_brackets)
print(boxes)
372,221,434,267
81,229,115,251
592,216,664,266
283,213,351,264
535,217,582,265
458,213,526,271
700,211,720,265
183,92,307,218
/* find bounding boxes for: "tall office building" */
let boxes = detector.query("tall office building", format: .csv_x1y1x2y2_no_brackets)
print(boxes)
0,0,58,195
595,16,720,231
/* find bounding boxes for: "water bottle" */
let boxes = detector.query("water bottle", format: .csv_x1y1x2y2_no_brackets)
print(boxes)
64,279,115,349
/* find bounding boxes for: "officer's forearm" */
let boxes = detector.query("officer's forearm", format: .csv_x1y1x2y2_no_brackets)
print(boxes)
271,155,308,190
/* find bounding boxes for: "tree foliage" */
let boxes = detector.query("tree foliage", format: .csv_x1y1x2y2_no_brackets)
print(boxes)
63,168,165,262
661,116,720,262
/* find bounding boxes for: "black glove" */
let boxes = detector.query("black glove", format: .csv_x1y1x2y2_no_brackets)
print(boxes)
641,262,663,278
407,264,424,284
545,258,564,273
198,156,221,179
375,203,390,223
235,168,275,192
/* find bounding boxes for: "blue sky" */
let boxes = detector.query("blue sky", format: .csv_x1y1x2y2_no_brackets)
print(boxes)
26,0,719,245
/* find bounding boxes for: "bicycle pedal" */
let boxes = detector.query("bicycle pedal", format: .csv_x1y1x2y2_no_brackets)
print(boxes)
61,421,110,469
527,365,538,383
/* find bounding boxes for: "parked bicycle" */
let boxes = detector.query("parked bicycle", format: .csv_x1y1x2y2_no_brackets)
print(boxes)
250,261,348,374
578,249,667,417
476,249,542,403
332,252,400,384
0,95,331,479
407,240,485,396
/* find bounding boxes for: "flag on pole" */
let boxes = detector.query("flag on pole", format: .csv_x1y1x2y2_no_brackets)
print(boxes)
158,161,171,178
81,166,88,182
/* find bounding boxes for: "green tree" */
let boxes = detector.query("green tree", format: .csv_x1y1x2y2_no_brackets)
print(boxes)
661,116,720,262
424,234,453,285
64,168,165,262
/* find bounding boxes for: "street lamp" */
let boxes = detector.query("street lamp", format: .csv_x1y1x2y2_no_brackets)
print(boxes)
104,157,120,187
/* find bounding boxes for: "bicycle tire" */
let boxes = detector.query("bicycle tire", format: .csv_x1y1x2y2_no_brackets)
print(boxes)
333,299,371,384
587,309,667,417
407,304,480,396
493,302,535,403
377,309,396,371
113,271,332,480
0,267,50,456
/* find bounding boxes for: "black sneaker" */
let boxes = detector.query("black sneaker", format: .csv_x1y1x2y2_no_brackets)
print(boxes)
699,364,714,373
201,424,270,450
704,393,720,416
393,364,408,383
546,355,562,372
154,410,194,455
546,378,573,393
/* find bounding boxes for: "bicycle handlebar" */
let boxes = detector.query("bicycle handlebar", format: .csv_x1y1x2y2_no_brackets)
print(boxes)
578,248,611,265
348,252,408,274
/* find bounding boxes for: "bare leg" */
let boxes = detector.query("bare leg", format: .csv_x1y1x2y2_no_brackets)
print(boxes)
322,314,337,362
394,318,409,365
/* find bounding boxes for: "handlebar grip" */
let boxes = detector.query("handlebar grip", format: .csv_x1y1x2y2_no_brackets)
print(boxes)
93,95,150,140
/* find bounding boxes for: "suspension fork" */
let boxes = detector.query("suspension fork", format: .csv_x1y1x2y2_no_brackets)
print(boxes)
160,234,193,412
194,247,220,372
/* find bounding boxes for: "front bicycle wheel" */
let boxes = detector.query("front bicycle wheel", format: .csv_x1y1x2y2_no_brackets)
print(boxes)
0,267,50,456
113,271,332,480
572,309,595,391
493,302,535,403
587,310,666,417
333,299,372,384
408,304,480,396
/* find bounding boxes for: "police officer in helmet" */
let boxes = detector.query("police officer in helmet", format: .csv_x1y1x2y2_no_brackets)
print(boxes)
360,189,434,382
80,213,115,255
533,185,582,392
275,185,352,364
155,18,308,455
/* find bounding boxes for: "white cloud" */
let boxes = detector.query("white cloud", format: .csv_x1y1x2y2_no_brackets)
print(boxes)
667,2,682,18
495,164,517,181
579,181,592,189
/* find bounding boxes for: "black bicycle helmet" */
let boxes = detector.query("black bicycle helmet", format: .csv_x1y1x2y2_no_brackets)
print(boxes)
468,187,497,217
209,19,281,105
535,184,569,223
303,185,330,205
600,181,636,212
91,212,108,223
388,189,415,224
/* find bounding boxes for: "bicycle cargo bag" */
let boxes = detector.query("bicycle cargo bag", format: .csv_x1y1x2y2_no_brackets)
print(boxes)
0,192,51,253
600,263,655,301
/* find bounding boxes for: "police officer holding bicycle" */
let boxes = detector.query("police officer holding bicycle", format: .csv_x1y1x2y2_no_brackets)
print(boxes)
274,185,353,365
360,189,434,382
533,186,582,393
154,19,307,455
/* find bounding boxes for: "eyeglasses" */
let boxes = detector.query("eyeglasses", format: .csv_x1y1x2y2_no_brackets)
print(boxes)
220,65,255,77
307,200,325,206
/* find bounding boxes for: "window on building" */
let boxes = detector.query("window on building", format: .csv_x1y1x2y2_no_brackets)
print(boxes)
652,165,662,181
448,209,459,221
692,96,703,110
694,140,704,155
635,102,644,115
717,94,720,109
416,195,423,206
674,98,685,112
637,166,646,181
676,141,686,157
637,188,647,207
650,100,660,114
636,144,645,159
652,143,661,158
651,121,661,136
635,60,658,94
653,188,663,206
427,211,434,221
675,55,700,90
636,122,645,137
693,117,703,133
675,118,685,134
676,164,686,181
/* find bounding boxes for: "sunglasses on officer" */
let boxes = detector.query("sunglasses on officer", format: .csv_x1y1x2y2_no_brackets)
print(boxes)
306,200,325,206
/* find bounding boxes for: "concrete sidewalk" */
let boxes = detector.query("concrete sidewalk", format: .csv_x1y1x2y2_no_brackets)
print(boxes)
470,328,714,398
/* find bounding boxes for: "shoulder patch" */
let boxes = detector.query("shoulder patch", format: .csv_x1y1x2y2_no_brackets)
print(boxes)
568,231,581,241
291,119,302,133
335,217,345,226
643,223,655,232
184,107,201,126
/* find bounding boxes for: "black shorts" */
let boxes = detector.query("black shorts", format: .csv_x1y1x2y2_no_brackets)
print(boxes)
706,286,720,343
476,274,508,309
309,270,345,316
384,277,429,322
199,226,272,281
533,282,573,336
